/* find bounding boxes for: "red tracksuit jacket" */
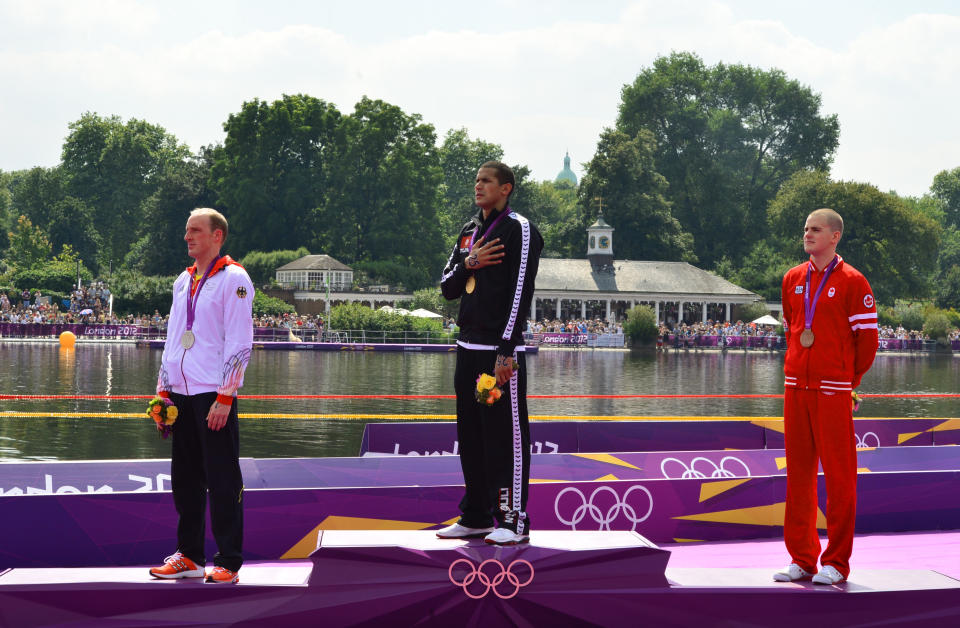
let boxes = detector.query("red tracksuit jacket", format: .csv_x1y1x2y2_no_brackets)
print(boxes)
782,255,879,391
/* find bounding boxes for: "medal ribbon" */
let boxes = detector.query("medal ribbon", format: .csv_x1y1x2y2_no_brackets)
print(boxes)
185,255,220,332
803,255,839,331
468,206,512,250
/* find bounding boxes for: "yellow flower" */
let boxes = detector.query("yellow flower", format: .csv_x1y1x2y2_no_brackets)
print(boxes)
166,406,178,420
476,374,496,392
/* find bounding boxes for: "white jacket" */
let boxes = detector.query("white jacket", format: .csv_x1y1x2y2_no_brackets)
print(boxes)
157,257,254,403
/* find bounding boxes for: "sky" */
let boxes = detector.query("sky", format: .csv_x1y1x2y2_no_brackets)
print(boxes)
1,0,959,197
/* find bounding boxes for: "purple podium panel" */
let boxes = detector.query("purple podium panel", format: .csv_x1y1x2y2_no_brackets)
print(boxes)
360,418,958,456
302,530,668,626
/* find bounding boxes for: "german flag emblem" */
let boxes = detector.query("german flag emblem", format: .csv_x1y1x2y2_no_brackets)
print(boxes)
236,286,248,299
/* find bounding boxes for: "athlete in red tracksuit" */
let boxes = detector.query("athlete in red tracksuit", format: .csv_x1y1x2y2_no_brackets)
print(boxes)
775,208,878,585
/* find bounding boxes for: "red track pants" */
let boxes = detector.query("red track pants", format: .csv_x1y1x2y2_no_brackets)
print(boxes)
783,388,857,578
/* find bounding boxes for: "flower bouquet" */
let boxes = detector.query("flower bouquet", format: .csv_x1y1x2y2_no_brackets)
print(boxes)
147,396,178,439
851,390,862,412
475,373,502,405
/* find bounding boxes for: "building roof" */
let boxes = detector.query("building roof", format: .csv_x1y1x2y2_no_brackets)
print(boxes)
276,255,353,272
535,259,758,299
588,215,612,230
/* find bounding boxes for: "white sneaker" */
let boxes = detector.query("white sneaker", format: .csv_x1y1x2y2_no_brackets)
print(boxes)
773,563,812,582
436,523,494,539
484,528,530,546
812,565,845,585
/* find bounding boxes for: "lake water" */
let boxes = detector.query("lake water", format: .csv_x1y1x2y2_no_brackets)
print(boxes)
1,342,958,461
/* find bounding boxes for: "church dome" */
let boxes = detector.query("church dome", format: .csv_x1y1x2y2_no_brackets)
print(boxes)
555,152,578,186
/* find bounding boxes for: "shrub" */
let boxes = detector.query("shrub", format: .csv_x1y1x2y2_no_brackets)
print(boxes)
253,291,295,316
328,302,443,333
623,305,658,343
922,309,952,343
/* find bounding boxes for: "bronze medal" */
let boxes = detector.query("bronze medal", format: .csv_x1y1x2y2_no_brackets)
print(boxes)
181,330,196,349
465,276,476,294
799,329,814,348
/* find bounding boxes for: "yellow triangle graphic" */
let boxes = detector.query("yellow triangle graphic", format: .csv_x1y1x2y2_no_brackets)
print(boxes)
593,473,620,481
856,447,876,452
572,453,641,470
672,538,705,543
775,456,787,470
752,419,785,434
857,467,870,473
929,419,960,432
675,502,827,529
530,478,569,483
898,432,923,444
280,515,435,559
699,479,750,502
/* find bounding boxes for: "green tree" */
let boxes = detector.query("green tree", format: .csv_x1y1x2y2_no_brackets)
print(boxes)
61,113,190,266
509,177,581,258
109,269,176,315
125,155,217,276
617,52,840,267
11,245,92,293
10,166,69,230
931,166,960,228
768,171,941,304
5,215,52,271
240,247,310,286
437,128,505,245
715,241,795,301
46,196,101,271
0,170,13,254
578,128,695,261
210,94,344,256
321,97,443,289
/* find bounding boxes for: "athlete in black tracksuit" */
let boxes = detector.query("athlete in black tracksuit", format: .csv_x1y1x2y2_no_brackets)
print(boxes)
440,165,543,541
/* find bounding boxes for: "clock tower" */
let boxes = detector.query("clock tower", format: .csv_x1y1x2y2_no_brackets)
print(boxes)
587,212,614,271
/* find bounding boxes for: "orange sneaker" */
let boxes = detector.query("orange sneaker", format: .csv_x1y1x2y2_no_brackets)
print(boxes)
149,552,204,579
205,566,239,584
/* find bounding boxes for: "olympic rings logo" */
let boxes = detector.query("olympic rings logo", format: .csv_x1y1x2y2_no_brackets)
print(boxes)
856,431,880,448
660,455,751,479
554,485,653,531
448,558,534,599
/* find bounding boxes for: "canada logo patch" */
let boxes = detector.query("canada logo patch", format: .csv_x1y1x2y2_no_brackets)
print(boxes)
863,294,874,308
828,287,836,297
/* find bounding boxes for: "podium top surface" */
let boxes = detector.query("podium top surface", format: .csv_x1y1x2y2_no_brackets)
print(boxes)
318,529,659,551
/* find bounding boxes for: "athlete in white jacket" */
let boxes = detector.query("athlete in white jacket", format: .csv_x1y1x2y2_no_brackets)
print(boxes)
149,208,254,585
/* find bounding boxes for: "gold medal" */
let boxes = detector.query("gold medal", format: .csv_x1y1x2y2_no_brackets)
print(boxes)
465,276,476,294
799,329,814,348
181,330,195,349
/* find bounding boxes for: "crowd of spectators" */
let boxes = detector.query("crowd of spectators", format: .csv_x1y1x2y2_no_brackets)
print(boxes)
878,325,931,341
68,282,111,314
1,283,119,325
661,320,781,339
528,318,623,335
